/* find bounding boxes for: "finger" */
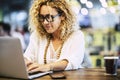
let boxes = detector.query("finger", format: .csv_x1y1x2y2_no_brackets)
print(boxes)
28,63,38,71
29,67,41,73
24,58,33,67
30,65,50,72
26,61,33,67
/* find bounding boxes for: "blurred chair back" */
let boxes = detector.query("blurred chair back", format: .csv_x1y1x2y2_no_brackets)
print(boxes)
82,52,93,68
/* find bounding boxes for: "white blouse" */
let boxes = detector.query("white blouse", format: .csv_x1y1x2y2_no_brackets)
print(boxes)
24,30,85,70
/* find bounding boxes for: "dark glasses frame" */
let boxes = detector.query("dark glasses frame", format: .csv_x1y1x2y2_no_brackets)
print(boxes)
38,14,61,22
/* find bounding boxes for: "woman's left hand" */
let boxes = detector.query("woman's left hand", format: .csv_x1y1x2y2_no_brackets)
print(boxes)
27,62,51,73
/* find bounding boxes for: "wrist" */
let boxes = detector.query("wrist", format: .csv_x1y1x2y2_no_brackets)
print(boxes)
50,64,54,71
44,64,53,72
47,64,54,71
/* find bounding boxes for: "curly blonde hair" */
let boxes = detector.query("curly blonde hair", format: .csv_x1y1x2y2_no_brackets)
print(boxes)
29,0,78,40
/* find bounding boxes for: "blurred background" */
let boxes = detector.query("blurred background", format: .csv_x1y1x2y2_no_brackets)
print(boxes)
0,0,120,68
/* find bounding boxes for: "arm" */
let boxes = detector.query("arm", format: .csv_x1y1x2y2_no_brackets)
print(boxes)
58,30,85,70
24,32,38,62
26,59,68,72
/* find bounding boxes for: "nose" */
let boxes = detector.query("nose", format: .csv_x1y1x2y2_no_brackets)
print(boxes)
43,19,49,24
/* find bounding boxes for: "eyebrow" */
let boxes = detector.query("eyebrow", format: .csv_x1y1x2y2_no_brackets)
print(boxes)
39,14,50,16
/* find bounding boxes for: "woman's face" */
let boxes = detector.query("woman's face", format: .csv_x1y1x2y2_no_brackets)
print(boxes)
39,5,63,34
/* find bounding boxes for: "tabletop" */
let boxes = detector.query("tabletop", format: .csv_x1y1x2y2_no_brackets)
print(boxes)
35,68,120,80
0,68,120,80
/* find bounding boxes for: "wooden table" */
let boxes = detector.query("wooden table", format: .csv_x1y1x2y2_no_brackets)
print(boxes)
0,68,120,80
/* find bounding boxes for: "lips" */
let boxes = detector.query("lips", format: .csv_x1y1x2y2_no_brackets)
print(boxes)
44,25,51,30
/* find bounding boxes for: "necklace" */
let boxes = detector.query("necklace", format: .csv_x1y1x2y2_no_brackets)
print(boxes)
44,31,73,64
44,37,64,64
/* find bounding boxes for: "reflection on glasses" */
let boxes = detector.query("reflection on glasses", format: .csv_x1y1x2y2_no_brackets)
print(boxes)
38,14,60,22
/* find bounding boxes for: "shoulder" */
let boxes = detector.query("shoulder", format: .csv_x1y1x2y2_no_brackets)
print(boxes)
30,31,47,42
29,31,42,42
29,31,38,40
72,30,84,38
66,30,84,43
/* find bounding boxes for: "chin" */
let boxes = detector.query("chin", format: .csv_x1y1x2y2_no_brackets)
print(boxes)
46,30,53,34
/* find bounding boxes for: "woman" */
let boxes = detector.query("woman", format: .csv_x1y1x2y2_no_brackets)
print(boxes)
24,0,85,73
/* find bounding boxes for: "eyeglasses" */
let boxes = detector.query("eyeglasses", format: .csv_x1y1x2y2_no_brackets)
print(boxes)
38,14,60,22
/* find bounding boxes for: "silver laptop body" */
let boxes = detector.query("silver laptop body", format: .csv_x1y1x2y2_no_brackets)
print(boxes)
0,37,51,79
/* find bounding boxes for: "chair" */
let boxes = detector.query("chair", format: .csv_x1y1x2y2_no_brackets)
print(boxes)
82,52,93,68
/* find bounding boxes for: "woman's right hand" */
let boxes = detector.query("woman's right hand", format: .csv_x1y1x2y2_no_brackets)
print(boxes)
24,58,51,72
24,58,33,71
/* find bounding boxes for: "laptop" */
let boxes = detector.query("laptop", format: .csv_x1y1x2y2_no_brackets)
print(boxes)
0,37,52,79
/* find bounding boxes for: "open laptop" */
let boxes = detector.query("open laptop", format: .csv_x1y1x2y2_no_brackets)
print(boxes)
0,37,52,79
